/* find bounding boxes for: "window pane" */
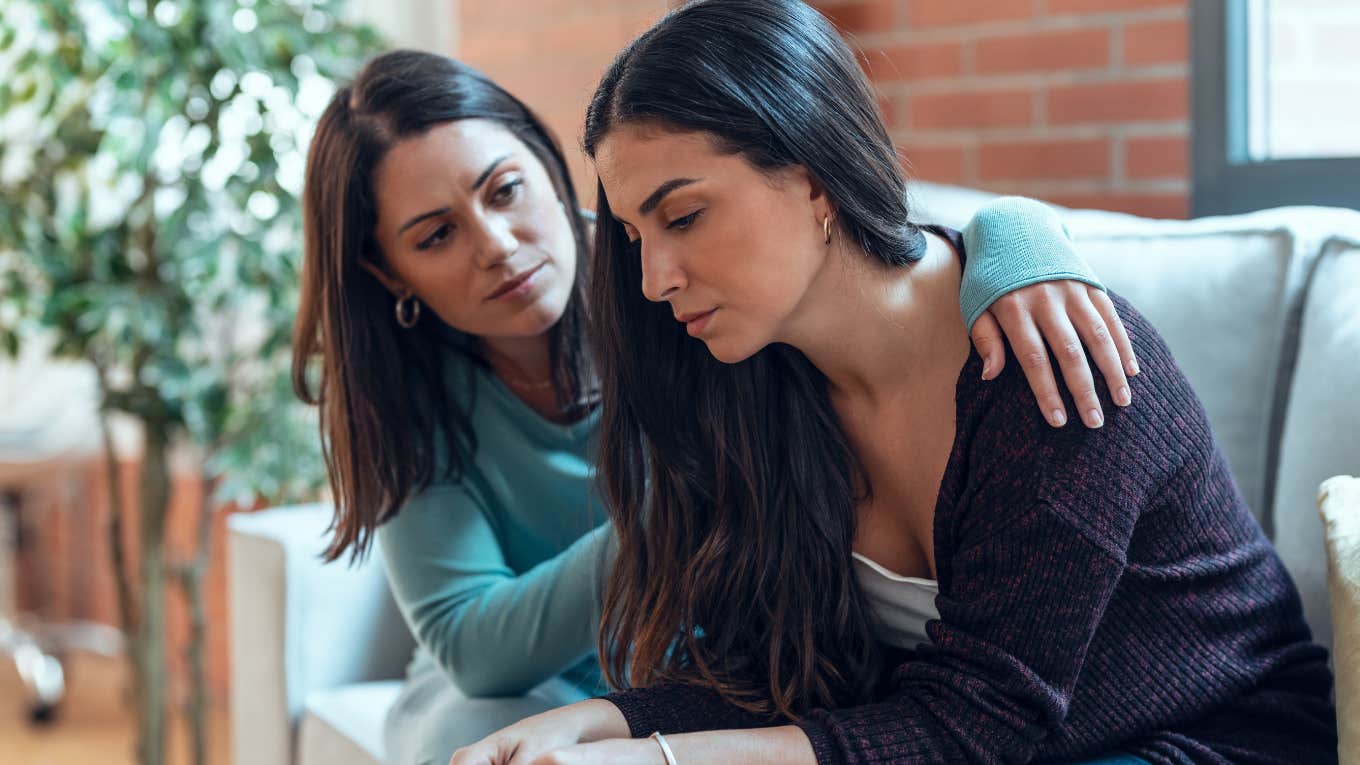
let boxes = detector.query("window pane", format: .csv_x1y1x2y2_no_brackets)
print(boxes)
1246,0,1360,161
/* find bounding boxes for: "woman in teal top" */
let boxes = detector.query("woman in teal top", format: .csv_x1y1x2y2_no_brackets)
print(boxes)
291,50,1136,765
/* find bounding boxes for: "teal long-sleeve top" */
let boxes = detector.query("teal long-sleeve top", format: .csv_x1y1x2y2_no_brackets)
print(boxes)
376,196,1102,699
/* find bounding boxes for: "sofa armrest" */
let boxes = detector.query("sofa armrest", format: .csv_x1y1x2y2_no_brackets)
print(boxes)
228,503,415,765
1320,476,1360,764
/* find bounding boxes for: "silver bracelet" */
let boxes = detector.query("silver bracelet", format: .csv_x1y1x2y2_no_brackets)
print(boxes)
650,731,679,765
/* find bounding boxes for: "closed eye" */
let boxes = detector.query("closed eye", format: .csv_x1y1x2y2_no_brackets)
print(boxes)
667,210,702,230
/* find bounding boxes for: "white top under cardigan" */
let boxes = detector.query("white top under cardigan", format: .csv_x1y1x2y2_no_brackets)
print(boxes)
851,552,941,650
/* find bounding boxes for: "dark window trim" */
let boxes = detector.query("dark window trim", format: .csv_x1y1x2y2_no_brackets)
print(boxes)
1191,0,1360,216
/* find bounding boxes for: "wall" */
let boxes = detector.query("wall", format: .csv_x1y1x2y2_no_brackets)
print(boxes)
455,0,669,202
454,0,1192,218
813,0,1190,218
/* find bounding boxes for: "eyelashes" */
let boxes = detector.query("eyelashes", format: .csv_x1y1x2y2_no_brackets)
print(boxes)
667,210,701,230
413,179,525,251
417,224,451,250
623,208,705,255
491,178,523,204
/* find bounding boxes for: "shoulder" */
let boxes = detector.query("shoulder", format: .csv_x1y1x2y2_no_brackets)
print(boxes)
954,292,1214,539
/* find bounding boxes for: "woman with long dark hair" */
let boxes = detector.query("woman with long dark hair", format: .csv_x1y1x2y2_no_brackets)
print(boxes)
293,48,1141,765
449,2,1337,764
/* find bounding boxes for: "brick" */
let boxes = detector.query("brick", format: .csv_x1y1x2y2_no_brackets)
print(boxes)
817,0,897,34
1048,79,1188,124
870,41,966,81
1044,191,1188,219
1047,0,1184,15
1125,135,1188,180
910,88,1035,130
1122,18,1189,66
977,28,1111,74
903,143,969,183
979,137,1110,180
908,0,1034,27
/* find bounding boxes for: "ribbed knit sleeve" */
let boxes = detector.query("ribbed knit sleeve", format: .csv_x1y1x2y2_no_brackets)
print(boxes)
959,196,1104,332
605,681,777,738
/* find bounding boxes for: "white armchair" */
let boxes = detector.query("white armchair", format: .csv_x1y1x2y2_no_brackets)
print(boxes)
229,504,415,765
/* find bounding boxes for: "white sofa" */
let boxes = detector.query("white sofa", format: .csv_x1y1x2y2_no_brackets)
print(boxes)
229,183,1360,765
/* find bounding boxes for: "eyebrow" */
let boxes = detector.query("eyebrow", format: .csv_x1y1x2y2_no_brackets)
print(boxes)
398,208,448,234
638,178,700,216
397,154,513,234
471,154,511,192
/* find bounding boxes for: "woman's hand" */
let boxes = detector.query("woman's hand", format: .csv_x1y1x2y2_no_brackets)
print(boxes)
971,281,1138,429
449,700,630,765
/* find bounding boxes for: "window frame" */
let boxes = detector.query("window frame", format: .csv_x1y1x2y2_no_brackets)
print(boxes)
1191,0,1360,215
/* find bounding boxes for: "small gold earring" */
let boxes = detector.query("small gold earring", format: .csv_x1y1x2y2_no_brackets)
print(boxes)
823,214,832,245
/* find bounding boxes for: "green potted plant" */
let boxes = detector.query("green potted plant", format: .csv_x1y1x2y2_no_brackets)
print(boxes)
0,2,382,763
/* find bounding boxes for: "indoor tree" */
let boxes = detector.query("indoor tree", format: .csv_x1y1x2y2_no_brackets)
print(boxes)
0,1,382,763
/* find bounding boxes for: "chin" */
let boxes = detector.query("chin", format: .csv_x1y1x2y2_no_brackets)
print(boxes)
514,303,567,337
701,335,763,365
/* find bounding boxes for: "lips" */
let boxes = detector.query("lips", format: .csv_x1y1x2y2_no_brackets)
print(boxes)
675,308,717,324
485,262,545,301
676,307,718,337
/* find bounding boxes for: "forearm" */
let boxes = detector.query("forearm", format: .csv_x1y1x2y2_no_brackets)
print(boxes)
418,524,615,695
666,726,815,765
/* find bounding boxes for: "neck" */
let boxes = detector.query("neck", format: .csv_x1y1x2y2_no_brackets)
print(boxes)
480,332,554,388
777,230,970,406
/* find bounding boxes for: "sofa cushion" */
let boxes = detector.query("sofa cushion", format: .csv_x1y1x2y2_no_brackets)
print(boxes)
1318,476,1360,761
297,681,402,765
1273,235,1360,652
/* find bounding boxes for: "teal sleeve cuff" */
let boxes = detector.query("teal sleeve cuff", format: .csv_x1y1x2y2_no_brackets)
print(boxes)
958,196,1105,332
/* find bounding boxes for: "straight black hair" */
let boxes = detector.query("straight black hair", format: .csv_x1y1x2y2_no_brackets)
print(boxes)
584,0,926,717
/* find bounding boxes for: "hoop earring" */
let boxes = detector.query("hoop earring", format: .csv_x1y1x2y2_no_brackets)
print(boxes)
395,294,421,329
823,214,833,245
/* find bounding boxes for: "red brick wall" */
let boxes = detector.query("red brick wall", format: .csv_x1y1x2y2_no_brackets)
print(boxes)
456,1,1190,219
455,0,668,204
814,0,1190,218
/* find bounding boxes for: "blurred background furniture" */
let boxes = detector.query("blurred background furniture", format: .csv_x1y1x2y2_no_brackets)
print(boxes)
1319,476,1360,765
0,342,124,723
229,182,1360,765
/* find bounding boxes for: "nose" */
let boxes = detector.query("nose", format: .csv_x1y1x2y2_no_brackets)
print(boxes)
639,240,685,303
471,213,519,269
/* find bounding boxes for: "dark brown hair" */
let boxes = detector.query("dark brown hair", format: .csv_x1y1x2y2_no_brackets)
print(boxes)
585,0,928,720
292,50,593,562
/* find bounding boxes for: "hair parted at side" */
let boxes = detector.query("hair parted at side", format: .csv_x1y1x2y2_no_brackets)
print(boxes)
584,0,927,719
292,50,593,563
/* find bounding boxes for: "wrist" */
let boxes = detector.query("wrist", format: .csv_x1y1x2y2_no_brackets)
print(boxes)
572,698,631,742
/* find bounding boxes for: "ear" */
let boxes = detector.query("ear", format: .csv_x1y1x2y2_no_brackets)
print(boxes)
359,258,410,298
794,165,835,222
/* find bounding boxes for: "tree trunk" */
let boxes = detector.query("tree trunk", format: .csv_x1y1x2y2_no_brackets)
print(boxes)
96,372,146,760
137,422,173,765
175,471,214,765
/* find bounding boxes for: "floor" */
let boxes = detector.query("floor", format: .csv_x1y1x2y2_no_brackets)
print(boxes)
0,652,231,765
